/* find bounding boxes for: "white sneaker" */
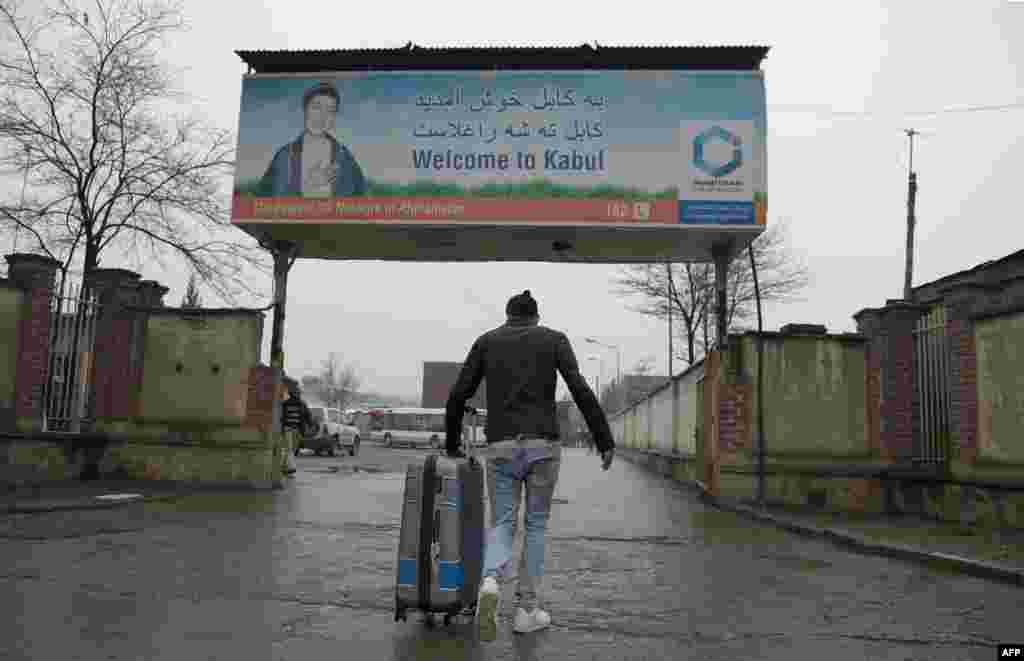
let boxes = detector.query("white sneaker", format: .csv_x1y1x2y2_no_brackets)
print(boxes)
513,607,551,633
476,576,499,641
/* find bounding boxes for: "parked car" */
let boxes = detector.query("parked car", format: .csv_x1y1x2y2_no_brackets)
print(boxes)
338,412,362,456
299,406,348,457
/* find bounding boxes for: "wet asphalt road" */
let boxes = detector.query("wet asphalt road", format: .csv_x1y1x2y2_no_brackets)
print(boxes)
0,445,1020,660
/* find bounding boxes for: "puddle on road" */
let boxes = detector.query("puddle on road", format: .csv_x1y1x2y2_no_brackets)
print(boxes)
310,465,384,475
757,552,832,572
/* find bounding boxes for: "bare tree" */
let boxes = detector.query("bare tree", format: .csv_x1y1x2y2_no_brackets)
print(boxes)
611,219,810,366
0,0,268,302
307,353,361,411
630,355,656,376
597,356,658,413
180,271,201,308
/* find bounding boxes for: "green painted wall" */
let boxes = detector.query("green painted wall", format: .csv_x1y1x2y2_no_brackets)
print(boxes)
743,335,868,457
676,372,702,455
138,314,262,425
0,285,23,424
101,441,280,487
650,388,673,452
975,312,1024,464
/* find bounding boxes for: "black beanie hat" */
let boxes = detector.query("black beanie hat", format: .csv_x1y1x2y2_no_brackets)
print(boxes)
506,290,538,317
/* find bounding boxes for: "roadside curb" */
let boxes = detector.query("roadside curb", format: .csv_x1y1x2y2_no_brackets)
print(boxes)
2,493,185,515
700,488,1024,588
614,451,1023,587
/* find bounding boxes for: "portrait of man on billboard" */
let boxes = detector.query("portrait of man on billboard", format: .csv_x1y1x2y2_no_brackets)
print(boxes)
258,82,367,197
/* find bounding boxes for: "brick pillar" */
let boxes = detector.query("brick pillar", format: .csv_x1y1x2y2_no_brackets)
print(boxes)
5,253,59,431
942,283,990,466
855,307,883,459
701,350,722,496
86,269,142,425
855,300,925,464
244,364,278,433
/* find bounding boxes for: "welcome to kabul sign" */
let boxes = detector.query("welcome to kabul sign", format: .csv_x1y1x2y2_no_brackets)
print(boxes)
232,70,766,228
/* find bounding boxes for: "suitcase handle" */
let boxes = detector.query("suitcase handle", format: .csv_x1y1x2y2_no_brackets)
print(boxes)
433,508,440,542
463,405,479,461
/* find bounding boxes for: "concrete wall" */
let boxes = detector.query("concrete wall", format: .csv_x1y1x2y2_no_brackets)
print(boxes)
613,325,1024,530
610,361,703,455
676,364,704,455
975,310,1024,466
740,334,869,458
651,384,673,453
0,282,22,430
612,333,888,514
90,309,281,489
137,312,262,424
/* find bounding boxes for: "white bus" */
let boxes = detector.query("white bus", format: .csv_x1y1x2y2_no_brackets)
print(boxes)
368,407,487,449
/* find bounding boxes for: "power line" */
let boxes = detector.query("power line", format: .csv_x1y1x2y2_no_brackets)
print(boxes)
768,101,1024,120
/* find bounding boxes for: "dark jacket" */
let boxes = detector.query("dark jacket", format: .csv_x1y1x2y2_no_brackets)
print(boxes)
445,318,615,454
282,394,312,433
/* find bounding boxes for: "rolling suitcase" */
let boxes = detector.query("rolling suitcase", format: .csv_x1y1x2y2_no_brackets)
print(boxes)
394,408,485,625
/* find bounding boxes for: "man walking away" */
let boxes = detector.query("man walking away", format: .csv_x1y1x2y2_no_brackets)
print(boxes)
281,379,310,476
446,290,615,640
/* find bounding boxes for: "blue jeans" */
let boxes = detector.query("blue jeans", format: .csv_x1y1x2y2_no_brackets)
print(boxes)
482,440,561,610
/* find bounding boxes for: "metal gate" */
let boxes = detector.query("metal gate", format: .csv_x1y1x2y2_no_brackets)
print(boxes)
912,305,952,465
43,283,100,432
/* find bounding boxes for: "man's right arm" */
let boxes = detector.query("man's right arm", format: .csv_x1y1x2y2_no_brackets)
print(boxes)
445,338,485,454
555,333,615,454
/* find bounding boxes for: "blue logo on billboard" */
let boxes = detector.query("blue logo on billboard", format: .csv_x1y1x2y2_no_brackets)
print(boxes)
693,126,743,178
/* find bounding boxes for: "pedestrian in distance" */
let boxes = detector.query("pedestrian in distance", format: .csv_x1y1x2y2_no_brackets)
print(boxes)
446,290,615,640
281,379,311,476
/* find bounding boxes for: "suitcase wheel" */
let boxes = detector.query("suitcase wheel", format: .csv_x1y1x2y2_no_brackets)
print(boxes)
395,596,406,623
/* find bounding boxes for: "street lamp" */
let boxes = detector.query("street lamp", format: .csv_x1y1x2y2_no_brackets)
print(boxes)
586,337,620,412
584,338,621,385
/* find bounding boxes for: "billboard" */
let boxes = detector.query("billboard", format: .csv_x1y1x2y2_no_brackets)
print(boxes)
231,70,766,228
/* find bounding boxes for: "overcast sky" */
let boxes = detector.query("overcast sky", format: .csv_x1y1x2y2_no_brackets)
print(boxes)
6,0,1024,402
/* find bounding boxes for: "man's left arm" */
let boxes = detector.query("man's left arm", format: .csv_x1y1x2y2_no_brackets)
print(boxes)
445,338,485,454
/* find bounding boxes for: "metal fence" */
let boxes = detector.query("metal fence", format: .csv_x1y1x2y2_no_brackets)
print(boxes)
912,305,952,465
43,283,100,432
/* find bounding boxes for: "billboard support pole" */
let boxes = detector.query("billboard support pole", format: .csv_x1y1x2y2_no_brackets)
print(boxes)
712,244,731,351
270,241,298,374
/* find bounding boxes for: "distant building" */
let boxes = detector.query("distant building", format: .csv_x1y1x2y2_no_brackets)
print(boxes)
421,361,487,410
911,248,1024,306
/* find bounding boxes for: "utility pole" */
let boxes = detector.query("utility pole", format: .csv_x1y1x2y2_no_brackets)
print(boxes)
903,129,919,301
